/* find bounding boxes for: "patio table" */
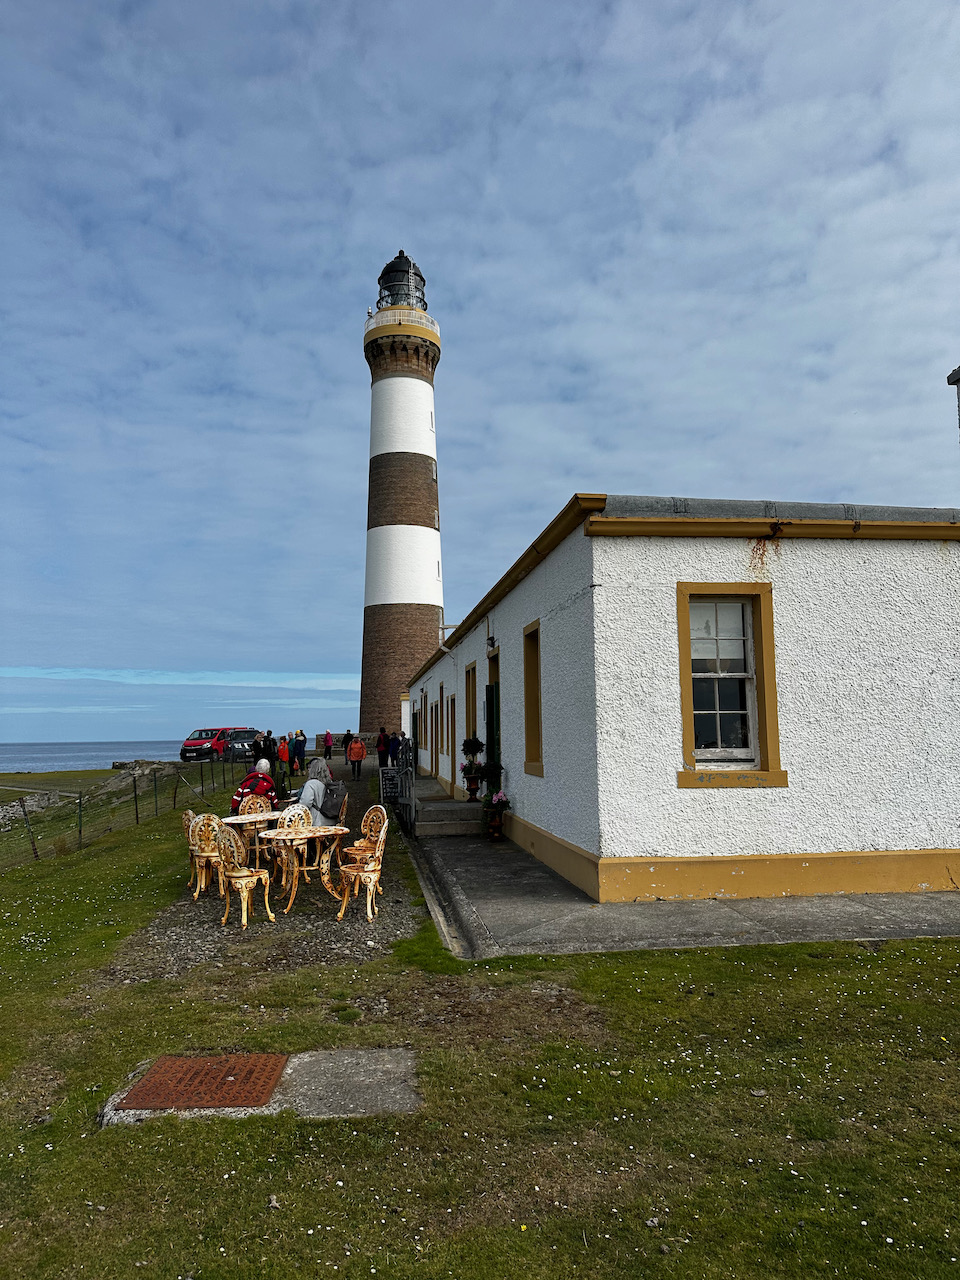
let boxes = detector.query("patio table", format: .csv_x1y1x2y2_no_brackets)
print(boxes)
261,825,350,912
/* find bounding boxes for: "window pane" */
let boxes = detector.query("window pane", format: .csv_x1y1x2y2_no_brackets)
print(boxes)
716,602,745,638
689,603,715,639
717,679,747,712
691,639,717,673
694,714,719,749
718,639,746,672
692,679,717,711
719,713,750,748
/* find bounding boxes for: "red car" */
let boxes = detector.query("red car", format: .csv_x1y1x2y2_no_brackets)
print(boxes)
180,727,251,762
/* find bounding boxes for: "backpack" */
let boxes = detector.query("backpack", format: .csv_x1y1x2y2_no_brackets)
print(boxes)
320,781,347,821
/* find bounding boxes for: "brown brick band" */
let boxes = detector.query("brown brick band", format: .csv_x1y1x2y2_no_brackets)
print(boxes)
367,453,438,531
364,335,440,385
360,602,441,733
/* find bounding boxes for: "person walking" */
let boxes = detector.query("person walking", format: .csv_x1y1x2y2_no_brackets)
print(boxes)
375,726,389,770
277,734,290,791
323,729,333,761
342,731,353,765
347,734,367,779
388,731,400,764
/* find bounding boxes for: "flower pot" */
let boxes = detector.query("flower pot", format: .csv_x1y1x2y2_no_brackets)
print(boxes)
465,776,480,802
487,813,505,842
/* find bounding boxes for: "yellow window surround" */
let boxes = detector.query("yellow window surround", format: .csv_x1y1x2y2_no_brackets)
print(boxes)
676,582,787,789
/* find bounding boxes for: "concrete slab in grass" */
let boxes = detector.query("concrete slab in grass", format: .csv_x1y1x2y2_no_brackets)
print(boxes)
101,1049,420,1126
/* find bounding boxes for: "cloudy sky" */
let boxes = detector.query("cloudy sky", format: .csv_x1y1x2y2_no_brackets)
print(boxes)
3,0,959,743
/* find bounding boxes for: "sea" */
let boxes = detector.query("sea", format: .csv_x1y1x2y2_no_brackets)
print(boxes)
0,741,184,774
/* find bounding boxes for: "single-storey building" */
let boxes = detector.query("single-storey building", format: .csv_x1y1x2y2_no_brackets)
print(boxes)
408,493,960,902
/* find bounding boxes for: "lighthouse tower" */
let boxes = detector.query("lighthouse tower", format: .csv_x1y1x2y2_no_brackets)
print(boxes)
359,250,443,734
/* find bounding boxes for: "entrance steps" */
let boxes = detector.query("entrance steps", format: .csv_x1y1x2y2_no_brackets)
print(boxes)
415,778,482,838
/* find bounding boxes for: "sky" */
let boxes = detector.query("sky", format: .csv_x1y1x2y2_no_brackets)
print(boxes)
3,0,959,743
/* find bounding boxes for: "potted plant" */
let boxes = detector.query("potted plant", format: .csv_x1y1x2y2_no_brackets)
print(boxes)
481,789,510,841
460,737,485,802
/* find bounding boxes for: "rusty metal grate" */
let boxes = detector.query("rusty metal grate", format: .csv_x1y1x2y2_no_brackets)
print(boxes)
117,1054,289,1110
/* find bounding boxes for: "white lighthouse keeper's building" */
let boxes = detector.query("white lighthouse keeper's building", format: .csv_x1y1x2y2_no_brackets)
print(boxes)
408,492,960,903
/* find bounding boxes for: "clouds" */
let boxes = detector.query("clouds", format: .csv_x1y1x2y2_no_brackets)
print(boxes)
2,0,959,737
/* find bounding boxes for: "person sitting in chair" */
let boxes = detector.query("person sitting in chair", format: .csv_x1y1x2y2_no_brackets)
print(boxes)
298,757,334,827
230,759,280,813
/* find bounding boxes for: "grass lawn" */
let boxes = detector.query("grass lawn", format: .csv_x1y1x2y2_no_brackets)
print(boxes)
1,809,958,1278
0,770,115,801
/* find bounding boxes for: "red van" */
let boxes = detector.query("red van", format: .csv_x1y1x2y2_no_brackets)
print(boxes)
180,727,250,762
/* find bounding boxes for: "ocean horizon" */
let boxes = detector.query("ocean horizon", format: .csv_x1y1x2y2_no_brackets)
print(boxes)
0,741,184,773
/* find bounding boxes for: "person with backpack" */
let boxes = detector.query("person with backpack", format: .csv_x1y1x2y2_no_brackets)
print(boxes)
299,757,334,827
342,731,353,765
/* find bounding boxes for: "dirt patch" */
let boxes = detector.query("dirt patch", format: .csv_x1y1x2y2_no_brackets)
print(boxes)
353,974,606,1050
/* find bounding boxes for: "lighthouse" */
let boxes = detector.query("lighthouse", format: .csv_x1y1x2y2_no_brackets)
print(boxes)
359,251,443,734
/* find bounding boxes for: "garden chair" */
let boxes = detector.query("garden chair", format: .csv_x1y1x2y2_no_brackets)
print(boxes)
182,809,198,888
218,824,275,930
336,805,388,923
260,803,311,891
236,792,273,865
189,813,224,899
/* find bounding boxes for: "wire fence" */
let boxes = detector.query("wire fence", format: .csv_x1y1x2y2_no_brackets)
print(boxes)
0,757,258,874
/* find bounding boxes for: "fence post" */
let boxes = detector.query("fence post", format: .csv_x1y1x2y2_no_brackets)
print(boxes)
200,761,205,797
78,791,83,849
18,798,41,860
154,770,159,816
132,774,139,825
222,757,226,790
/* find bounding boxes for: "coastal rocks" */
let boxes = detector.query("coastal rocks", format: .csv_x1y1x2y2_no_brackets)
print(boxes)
0,792,60,829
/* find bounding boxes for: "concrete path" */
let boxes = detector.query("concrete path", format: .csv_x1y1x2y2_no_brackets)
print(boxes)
410,831,960,960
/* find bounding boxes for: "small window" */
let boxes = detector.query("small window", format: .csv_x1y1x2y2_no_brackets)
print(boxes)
676,583,787,788
689,599,755,760
523,620,543,776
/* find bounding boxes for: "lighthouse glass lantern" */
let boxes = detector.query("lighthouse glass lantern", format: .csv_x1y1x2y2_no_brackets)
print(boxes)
376,250,428,312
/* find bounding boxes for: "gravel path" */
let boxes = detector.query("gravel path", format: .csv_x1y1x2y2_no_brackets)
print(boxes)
102,761,425,984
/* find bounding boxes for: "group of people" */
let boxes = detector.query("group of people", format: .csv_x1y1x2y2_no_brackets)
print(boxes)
248,729,307,793
334,728,406,778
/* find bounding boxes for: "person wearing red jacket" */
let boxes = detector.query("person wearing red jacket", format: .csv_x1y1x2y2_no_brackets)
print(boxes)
230,759,280,813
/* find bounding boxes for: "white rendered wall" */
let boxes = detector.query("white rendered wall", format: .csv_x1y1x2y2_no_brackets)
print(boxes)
415,530,601,856
592,535,960,859
363,525,443,607
370,377,437,460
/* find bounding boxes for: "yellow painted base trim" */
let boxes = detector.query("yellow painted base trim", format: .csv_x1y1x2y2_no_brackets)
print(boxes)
504,814,601,900
432,774,469,802
524,761,544,777
677,769,789,789
504,814,960,903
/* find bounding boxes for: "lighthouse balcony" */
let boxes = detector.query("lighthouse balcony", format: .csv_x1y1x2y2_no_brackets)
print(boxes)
365,307,440,338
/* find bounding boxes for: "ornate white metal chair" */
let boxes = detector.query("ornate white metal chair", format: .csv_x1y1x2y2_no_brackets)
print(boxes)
189,813,224,899
182,809,198,887
337,805,388,923
218,825,275,930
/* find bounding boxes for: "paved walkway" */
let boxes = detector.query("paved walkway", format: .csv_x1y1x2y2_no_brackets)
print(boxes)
410,830,960,960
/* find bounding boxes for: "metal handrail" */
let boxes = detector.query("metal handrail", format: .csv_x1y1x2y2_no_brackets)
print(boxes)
364,308,440,337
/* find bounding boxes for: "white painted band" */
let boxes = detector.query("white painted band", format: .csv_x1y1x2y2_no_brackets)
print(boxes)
363,525,444,607
370,377,437,460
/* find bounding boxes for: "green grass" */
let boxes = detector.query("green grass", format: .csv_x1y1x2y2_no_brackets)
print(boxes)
0,769,114,801
1,811,959,1278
